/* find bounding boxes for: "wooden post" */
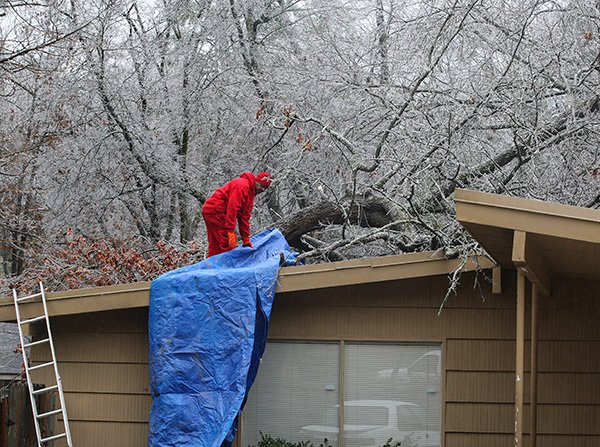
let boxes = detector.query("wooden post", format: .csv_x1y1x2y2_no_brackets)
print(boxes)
1,392,7,447
530,284,539,447
515,269,526,447
233,412,242,447
339,340,345,447
8,382,30,447
5,382,45,447
492,267,502,294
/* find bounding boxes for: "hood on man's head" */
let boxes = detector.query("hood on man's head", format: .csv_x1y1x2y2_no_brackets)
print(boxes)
240,172,256,182
255,172,272,188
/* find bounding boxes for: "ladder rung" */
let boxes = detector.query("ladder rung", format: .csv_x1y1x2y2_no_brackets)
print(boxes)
41,432,67,443
20,315,46,325
37,408,63,419
28,361,54,371
32,384,59,395
23,338,50,348
16,292,42,302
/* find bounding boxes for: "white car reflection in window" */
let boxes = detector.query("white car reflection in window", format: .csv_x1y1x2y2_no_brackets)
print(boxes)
376,350,441,388
301,400,440,447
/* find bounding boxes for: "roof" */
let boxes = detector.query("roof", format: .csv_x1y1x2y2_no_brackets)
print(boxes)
1,190,598,321
455,189,600,296
0,250,493,322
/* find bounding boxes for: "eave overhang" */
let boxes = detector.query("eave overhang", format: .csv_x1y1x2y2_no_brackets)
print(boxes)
455,189,600,296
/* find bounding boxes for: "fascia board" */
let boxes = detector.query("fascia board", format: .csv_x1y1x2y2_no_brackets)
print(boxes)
455,189,600,243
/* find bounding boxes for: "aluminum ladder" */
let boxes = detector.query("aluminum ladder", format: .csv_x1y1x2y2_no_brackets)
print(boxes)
13,282,73,447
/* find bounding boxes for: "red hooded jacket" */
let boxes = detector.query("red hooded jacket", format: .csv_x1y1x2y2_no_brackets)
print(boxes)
201,172,256,240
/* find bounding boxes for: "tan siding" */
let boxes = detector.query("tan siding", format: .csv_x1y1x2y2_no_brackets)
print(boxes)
268,273,514,341
270,304,448,340
276,274,515,310
34,332,148,363
270,304,516,341
64,392,151,422
53,308,148,333
29,307,149,447
538,341,600,372
445,433,514,447
36,309,146,337
31,362,150,394
445,371,516,403
445,402,521,433
535,435,600,447
445,339,526,371
538,373,600,404
445,308,516,339
539,307,600,340
537,278,600,341
446,372,600,405
447,434,600,447
538,404,600,435
446,432,600,446
50,421,148,447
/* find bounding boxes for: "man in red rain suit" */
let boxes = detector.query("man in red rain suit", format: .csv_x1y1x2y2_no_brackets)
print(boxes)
201,172,273,257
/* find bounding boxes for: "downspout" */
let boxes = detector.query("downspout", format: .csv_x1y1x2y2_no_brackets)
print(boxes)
530,284,539,447
512,230,547,447
514,268,526,447
339,340,345,447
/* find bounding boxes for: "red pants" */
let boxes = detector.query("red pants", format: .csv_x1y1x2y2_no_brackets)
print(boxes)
202,212,234,258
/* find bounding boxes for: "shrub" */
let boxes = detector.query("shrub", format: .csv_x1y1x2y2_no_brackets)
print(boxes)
254,432,331,447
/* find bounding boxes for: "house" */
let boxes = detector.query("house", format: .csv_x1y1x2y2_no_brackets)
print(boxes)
0,189,598,447
0,323,20,383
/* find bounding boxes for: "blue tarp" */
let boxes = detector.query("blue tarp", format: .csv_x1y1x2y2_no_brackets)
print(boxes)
148,228,297,447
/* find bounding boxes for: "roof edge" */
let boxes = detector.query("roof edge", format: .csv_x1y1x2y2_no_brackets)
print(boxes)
455,189,600,223
455,189,600,243
277,251,494,292
0,251,494,321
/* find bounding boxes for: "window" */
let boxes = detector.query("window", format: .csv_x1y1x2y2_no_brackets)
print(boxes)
345,344,441,446
344,404,388,426
243,342,441,447
242,342,340,446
